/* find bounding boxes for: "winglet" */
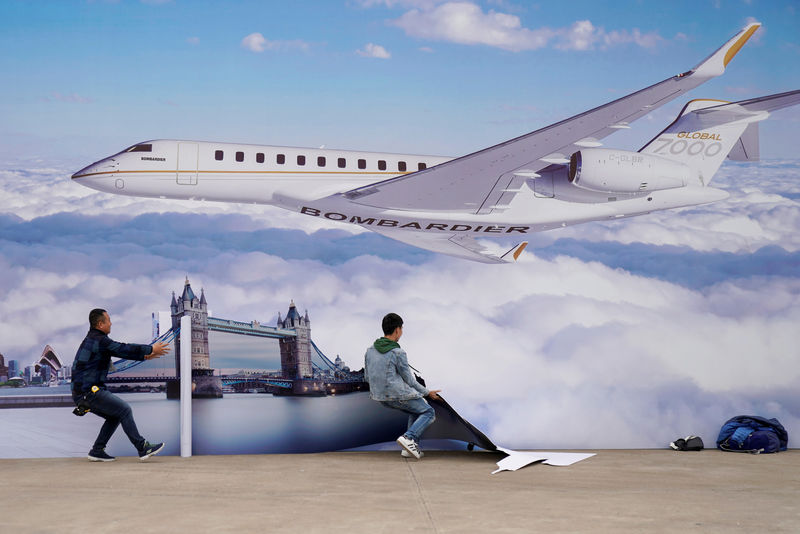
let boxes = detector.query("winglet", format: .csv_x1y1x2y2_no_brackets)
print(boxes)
692,22,760,79
500,241,528,262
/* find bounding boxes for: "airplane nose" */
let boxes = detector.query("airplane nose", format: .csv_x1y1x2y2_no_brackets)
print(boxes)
72,158,118,180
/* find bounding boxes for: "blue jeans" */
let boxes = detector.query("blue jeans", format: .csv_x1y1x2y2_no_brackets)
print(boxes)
80,389,146,452
381,397,436,443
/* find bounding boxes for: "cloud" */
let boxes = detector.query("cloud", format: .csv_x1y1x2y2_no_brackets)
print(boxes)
186,36,199,45
356,43,392,59
389,2,662,52
241,32,310,53
392,2,553,51
1,161,798,449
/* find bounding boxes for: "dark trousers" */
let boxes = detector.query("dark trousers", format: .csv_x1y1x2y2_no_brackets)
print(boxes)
80,389,146,452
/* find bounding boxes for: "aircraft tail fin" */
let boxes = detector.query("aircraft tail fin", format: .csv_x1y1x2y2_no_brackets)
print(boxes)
639,90,800,185
727,122,759,162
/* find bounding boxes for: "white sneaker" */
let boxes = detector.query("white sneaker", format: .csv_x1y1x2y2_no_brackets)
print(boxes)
396,435,421,459
401,449,424,458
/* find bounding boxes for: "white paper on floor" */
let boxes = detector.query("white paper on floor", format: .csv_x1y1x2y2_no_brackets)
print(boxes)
492,447,595,474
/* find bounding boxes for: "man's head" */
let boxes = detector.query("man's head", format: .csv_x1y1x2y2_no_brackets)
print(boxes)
382,313,403,340
89,308,111,334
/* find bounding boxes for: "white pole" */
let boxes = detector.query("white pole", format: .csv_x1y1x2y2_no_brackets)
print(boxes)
180,315,192,458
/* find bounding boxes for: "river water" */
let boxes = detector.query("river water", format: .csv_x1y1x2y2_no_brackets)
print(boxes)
0,386,411,457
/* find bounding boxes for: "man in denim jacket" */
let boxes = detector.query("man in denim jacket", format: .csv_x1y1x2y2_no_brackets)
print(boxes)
364,313,441,459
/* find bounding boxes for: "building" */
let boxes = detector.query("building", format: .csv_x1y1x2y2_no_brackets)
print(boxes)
171,277,211,372
277,301,313,379
169,277,222,398
8,359,19,378
0,352,7,381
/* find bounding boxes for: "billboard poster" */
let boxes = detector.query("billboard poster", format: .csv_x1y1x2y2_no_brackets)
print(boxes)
0,280,494,459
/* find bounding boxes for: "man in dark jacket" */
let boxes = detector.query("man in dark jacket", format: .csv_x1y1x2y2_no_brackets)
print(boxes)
71,308,170,462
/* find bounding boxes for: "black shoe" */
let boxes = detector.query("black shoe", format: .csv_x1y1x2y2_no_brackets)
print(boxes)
138,441,165,460
88,449,116,462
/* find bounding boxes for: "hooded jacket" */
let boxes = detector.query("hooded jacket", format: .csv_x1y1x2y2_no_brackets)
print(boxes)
363,338,429,401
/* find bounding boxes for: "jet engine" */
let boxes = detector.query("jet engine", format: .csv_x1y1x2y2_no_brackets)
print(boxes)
568,148,692,194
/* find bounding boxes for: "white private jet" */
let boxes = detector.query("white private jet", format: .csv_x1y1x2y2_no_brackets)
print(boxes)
73,23,799,263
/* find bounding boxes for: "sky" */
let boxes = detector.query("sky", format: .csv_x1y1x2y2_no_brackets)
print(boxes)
1,0,799,450
1,0,799,165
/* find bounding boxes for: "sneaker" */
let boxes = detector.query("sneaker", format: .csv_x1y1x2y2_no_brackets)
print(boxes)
87,449,116,462
138,441,165,460
401,449,424,458
396,435,421,459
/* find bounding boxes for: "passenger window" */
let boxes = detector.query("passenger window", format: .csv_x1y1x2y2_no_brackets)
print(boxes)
358,159,366,170
398,161,407,172
256,153,265,163
297,155,306,166
236,151,244,162
215,150,223,161
378,160,386,171
338,157,346,168
127,144,152,153
418,162,427,170
318,156,326,167
277,154,285,164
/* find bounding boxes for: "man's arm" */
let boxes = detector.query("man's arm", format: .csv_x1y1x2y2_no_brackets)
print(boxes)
394,350,429,397
103,338,170,361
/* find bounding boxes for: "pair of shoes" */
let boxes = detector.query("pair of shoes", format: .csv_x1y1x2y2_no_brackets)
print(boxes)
670,435,704,451
396,435,422,459
401,449,424,458
138,441,165,460
87,449,116,462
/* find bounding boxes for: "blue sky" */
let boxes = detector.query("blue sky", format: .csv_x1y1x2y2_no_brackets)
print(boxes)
2,0,799,166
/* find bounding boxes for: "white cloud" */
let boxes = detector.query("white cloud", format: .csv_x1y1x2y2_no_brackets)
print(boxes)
389,2,662,52
356,43,392,59
392,2,553,52
546,161,800,253
242,32,267,52
241,32,310,53
1,161,798,449
186,36,199,45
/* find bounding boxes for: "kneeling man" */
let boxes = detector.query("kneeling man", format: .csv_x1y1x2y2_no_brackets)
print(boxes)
364,313,441,459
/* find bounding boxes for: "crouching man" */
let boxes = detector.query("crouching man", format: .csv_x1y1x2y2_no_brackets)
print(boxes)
71,308,170,462
364,313,441,459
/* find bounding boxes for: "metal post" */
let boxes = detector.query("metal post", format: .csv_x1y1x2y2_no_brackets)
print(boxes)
180,315,192,457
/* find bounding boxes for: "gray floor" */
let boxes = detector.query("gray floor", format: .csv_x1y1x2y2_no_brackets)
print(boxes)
2,449,798,533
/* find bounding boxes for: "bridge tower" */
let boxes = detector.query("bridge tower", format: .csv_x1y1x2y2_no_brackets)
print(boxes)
278,301,313,379
170,277,222,398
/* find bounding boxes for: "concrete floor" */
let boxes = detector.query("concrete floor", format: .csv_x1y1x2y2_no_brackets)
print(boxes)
2,449,798,533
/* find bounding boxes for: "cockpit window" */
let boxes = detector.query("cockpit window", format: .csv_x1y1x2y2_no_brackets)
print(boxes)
127,144,153,153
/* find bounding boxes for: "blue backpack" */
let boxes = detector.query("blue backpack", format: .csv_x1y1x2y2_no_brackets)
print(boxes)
716,415,788,454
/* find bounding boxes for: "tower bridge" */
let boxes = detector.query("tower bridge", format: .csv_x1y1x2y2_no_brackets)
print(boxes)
106,278,367,398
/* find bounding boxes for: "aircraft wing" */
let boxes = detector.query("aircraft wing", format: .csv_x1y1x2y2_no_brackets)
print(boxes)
342,23,760,215
370,227,527,264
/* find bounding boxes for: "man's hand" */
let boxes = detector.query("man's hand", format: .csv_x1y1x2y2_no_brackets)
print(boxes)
427,389,442,401
147,341,170,359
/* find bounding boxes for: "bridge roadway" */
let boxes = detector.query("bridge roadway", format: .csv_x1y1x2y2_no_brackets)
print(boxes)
207,317,297,338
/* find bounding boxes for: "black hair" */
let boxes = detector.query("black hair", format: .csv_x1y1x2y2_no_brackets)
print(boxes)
89,308,107,329
381,313,403,336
